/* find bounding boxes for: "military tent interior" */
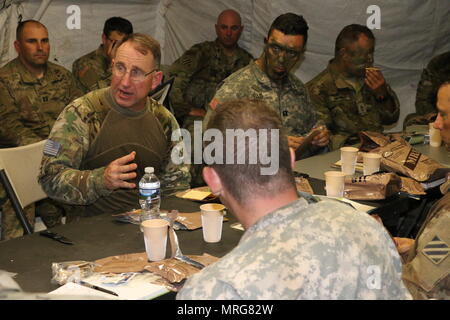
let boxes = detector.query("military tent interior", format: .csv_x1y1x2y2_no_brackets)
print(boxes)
0,0,449,131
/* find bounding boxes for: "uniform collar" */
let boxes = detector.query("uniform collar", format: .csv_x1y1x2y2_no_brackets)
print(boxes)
240,197,308,242
328,59,365,90
250,59,303,92
13,58,48,84
106,87,149,118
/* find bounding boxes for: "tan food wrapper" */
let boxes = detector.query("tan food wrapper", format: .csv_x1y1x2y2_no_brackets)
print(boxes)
359,131,450,182
344,172,401,200
400,176,426,196
176,211,228,230
144,253,219,284
295,177,314,194
94,253,150,273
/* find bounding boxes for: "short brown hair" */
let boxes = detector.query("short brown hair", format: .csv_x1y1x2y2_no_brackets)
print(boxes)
206,99,295,204
117,33,161,68
335,24,375,56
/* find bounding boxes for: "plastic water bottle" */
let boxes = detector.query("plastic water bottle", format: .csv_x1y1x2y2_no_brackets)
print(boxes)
139,167,161,222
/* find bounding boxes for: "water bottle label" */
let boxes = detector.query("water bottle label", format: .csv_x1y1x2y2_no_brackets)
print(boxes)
139,188,160,197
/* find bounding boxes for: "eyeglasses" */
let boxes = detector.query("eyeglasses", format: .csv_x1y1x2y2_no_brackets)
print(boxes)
112,62,157,83
267,42,303,59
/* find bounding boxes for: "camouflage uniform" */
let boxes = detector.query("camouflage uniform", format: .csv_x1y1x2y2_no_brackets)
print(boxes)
0,58,82,240
167,39,253,122
177,197,411,300
206,60,322,158
38,87,190,219
402,180,450,300
72,45,112,94
168,40,252,186
415,51,450,115
306,60,400,150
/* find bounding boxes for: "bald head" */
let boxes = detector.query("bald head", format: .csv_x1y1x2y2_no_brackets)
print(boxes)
217,9,242,25
16,20,47,40
215,9,243,49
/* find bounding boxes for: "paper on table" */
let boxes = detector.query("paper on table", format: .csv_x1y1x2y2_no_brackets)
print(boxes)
314,195,376,213
181,190,212,200
81,272,169,300
48,282,120,299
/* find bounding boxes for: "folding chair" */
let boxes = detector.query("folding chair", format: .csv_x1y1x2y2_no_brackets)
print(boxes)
0,140,48,235
149,76,175,115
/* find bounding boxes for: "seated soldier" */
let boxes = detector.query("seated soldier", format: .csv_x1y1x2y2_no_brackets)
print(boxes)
177,99,410,300
206,13,330,159
307,24,399,150
403,50,450,129
0,20,82,239
394,82,450,300
72,17,133,93
39,33,190,220
167,9,253,186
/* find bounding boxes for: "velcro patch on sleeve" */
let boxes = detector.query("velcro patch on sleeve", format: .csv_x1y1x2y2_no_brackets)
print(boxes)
43,139,61,157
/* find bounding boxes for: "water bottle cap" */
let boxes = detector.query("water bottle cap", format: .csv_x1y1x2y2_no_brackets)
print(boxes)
145,167,154,174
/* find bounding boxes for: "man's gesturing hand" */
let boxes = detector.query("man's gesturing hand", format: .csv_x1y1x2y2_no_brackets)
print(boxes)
104,151,138,190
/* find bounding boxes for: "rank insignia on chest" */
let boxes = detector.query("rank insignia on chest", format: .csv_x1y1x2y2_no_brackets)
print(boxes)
42,96,49,102
421,235,450,265
283,111,289,117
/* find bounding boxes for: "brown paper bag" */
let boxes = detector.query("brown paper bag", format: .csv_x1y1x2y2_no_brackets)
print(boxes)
344,172,401,200
359,131,450,182
144,254,219,283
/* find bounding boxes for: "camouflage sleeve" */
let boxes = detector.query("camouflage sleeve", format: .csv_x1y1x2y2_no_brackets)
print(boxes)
72,58,92,94
38,101,112,205
305,81,333,129
152,102,191,191
167,43,208,120
0,79,42,147
415,66,439,115
177,277,241,300
67,68,84,101
403,210,450,300
378,84,400,125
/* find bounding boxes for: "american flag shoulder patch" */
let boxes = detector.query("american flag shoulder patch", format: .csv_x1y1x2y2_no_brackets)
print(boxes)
43,139,61,157
421,235,450,265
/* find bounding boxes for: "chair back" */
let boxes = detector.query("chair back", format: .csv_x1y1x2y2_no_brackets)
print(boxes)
0,140,47,208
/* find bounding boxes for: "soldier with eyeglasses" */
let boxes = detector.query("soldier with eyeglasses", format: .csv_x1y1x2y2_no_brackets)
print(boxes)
39,33,191,220
205,13,330,159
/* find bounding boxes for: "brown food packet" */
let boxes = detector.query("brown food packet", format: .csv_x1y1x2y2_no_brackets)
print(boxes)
359,131,450,182
144,254,219,283
400,177,426,196
94,252,149,273
344,172,401,200
175,212,228,230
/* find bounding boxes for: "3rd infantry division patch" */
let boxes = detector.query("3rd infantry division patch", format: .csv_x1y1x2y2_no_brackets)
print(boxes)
422,235,450,265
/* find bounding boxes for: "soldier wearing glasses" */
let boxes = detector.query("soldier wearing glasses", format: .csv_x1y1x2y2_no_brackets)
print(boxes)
72,17,133,94
39,33,190,220
206,13,330,159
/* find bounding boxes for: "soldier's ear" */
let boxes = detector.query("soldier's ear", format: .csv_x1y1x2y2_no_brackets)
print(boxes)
14,40,21,54
203,167,223,196
289,147,296,169
101,33,107,45
150,71,163,91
